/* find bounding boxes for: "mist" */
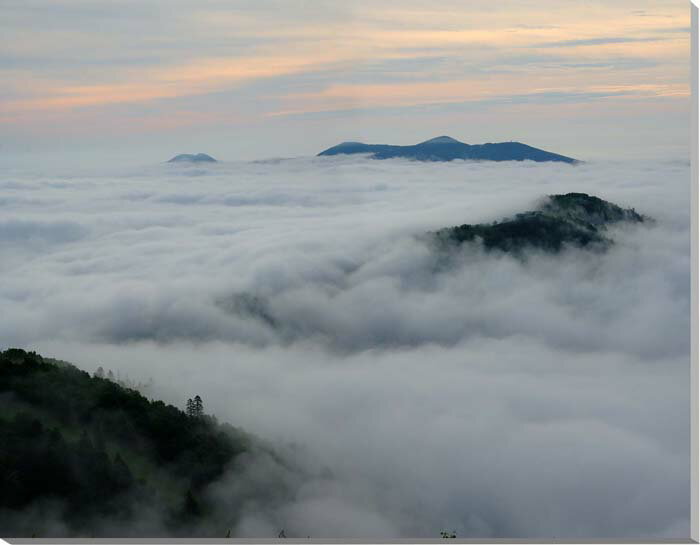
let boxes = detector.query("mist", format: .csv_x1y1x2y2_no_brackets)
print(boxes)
0,155,690,538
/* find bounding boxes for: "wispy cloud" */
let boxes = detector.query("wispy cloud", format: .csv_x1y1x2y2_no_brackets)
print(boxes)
0,0,690,159
268,78,688,119
531,36,667,48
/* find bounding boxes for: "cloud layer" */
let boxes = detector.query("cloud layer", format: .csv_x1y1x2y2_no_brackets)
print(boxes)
0,156,691,537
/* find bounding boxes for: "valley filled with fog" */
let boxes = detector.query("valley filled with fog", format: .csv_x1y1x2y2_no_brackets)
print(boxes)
0,156,690,537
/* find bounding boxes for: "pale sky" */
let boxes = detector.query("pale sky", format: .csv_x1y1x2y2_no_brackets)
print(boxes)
0,0,691,164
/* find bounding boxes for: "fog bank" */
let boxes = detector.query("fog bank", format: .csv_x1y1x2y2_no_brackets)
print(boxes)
1,156,691,537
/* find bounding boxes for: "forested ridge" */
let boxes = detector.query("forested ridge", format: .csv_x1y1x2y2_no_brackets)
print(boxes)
434,193,647,254
0,348,253,536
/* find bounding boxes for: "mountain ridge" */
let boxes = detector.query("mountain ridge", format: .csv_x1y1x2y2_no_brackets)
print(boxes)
318,136,578,163
0,348,268,536
434,192,647,254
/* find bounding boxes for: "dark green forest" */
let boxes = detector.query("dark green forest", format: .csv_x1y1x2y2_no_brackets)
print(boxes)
434,193,647,254
0,348,255,536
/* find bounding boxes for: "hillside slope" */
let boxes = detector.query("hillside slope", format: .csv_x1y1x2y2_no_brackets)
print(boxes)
0,349,259,537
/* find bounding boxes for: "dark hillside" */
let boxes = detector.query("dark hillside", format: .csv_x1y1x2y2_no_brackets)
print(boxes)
0,349,252,536
433,193,647,255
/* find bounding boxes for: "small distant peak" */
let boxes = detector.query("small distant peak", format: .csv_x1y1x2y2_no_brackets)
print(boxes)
167,153,217,163
419,136,463,145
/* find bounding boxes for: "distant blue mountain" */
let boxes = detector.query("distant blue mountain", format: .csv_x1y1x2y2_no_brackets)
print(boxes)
167,153,217,163
318,136,577,163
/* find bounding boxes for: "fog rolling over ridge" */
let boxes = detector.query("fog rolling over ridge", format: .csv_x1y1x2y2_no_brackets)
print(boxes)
0,156,690,537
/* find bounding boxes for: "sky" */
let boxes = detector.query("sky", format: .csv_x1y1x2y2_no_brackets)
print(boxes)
0,0,692,164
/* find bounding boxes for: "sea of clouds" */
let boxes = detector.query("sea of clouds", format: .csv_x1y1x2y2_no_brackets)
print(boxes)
0,155,691,538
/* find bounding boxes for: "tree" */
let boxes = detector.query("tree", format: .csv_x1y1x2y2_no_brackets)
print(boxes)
94,367,104,379
186,398,194,417
193,395,203,418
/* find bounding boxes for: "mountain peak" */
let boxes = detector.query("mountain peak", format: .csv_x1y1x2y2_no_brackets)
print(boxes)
435,193,646,255
337,141,365,147
167,153,217,163
419,136,463,145
318,137,577,163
